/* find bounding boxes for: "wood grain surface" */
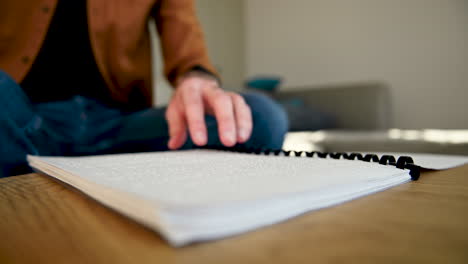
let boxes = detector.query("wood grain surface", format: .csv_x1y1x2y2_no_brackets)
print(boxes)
1,166,468,264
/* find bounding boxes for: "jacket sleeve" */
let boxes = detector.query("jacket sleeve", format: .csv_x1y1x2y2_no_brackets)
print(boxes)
153,0,219,86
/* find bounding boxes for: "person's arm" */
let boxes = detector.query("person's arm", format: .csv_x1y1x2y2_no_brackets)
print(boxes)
154,0,252,149
153,0,218,85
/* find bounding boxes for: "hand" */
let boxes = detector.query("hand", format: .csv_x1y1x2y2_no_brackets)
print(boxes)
165,72,253,150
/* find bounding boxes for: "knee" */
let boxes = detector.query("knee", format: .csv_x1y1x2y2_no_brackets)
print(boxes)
242,92,289,149
0,70,28,104
0,70,19,91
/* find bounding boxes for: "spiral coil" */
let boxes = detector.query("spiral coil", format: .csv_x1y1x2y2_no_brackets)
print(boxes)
214,146,421,181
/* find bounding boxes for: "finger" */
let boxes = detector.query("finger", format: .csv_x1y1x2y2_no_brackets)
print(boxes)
165,101,188,150
205,88,236,147
181,82,207,146
230,93,253,143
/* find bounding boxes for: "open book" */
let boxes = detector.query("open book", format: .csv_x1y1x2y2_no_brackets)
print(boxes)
27,150,468,246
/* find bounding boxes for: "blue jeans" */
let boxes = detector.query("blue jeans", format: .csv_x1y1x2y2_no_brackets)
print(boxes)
0,70,288,177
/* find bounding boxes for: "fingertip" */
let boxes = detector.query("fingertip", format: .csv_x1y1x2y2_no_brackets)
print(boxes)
237,135,246,144
168,131,188,150
238,130,252,145
221,130,237,147
168,141,175,150
168,138,178,150
192,131,208,146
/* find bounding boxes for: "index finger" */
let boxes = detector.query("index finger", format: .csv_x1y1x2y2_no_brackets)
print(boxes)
165,102,188,150
205,89,237,147
181,82,208,146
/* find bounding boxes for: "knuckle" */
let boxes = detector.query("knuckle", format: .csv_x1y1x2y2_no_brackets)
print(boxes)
219,114,234,124
181,82,199,93
209,80,220,88
199,77,217,87
187,112,203,123
185,107,203,120
186,103,202,114
228,92,244,105
215,93,230,104
185,86,198,96
209,86,223,94
191,124,206,132
230,92,241,100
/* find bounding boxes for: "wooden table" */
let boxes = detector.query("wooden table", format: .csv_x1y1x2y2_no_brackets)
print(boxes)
1,166,468,264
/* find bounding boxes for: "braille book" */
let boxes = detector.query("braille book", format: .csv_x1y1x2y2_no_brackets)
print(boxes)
27,149,468,246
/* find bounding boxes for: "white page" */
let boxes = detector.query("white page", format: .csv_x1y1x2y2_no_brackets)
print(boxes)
28,150,418,246
28,150,410,207
27,149,468,246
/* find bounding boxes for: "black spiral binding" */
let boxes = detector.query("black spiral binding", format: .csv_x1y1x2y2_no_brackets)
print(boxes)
214,146,421,181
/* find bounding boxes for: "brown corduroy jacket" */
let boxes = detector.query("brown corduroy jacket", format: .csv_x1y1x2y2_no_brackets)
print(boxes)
0,0,217,108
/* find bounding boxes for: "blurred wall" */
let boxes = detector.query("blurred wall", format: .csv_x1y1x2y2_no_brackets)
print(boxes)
245,0,468,129
196,0,246,91
152,0,245,106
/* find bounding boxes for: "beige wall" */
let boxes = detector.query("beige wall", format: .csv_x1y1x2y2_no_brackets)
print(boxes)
245,0,468,129
152,0,245,106
196,0,246,91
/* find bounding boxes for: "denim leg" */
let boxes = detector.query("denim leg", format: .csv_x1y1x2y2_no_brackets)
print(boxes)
0,70,36,127
33,96,119,156
94,92,288,154
0,70,61,177
90,105,173,154
235,92,289,150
